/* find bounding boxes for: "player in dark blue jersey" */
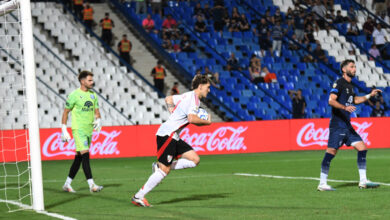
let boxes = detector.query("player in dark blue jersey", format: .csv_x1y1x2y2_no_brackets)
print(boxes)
317,59,382,191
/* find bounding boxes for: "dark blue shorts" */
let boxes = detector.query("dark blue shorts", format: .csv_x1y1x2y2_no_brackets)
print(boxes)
328,127,363,149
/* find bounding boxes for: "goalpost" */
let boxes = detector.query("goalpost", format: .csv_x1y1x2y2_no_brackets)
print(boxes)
0,0,44,211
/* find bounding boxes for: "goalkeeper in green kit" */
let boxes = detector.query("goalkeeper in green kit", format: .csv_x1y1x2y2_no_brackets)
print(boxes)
61,71,103,193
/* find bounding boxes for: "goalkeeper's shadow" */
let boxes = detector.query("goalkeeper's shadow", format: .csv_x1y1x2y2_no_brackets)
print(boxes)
44,187,89,209
44,183,126,209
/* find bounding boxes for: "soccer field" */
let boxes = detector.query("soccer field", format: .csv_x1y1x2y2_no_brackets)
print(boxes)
1,149,390,219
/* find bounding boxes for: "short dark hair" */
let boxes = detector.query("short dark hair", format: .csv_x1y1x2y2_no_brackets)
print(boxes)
105,12,109,16
191,74,210,89
78,70,93,82
157,60,163,65
340,59,355,73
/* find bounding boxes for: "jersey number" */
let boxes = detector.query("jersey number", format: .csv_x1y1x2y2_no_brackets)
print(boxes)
346,96,353,106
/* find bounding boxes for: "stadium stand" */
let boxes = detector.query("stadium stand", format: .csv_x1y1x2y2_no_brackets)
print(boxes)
30,2,170,126
113,0,390,119
116,0,294,120
0,9,138,128
277,0,390,89
4,0,390,128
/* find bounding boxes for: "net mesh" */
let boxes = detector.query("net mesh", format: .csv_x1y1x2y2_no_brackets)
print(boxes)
0,1,32,211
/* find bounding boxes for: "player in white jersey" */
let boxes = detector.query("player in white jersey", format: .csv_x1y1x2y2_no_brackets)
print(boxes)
131,75,212,207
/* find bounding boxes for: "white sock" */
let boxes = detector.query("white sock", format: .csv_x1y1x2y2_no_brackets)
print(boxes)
65,177,73,185
320,172,328,185
135,168,166,199
359,169,367,182
87,179,95,188
170,158,196,170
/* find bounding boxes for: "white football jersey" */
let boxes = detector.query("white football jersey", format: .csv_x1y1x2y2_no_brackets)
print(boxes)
156,91,200,140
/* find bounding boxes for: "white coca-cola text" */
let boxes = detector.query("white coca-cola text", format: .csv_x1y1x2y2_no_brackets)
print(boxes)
296,122,372,147
42,130,121,157
180,126,248,152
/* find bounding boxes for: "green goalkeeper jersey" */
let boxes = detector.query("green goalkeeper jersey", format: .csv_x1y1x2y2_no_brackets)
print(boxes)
65,88,99,132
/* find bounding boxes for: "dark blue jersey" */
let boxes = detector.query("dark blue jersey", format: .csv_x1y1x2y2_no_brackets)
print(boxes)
329,78,356,129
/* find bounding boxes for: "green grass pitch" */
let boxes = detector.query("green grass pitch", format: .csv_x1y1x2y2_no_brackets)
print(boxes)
1,149,390,219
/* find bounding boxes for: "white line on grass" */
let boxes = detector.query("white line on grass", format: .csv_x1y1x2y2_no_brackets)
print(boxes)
34,173,231,184
234,173,390,186
0,199,76,220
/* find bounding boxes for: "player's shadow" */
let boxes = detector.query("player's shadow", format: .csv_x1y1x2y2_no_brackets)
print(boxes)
77,183,123,191
335,182,358,188
157,193,230,205
44,187,89,209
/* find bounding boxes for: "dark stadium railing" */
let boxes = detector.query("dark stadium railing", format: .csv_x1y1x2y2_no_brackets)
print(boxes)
240,0,371,94
109,0,246,121
57,0,166,99
164,5,293,118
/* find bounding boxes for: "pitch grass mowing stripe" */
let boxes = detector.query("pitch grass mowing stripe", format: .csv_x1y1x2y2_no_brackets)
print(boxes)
234,173,390,186
0,199,77,220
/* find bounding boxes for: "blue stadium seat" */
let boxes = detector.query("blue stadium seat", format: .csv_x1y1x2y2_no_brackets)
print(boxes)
121,0,385,122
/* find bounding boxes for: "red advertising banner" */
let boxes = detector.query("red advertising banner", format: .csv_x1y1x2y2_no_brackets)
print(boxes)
1,117,389,162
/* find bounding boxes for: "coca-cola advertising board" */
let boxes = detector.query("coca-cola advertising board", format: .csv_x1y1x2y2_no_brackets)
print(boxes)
1,118,389,162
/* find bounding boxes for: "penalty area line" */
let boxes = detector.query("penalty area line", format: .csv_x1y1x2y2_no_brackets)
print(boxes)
0,199,76,220
233,173,390,186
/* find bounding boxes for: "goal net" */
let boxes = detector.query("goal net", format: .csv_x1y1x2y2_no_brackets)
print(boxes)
0,0,44,212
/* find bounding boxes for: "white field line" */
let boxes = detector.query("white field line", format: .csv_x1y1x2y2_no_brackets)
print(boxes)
234,173,390,186
0,199,77,220
14,173,231,184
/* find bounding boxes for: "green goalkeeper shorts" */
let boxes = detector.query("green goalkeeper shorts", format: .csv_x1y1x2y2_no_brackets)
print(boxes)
72,129,92,152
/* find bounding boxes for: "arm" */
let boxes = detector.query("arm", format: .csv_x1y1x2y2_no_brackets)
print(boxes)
61,108,72,142
248,67,254,78
289,91,295,99
354,89,382,105
329,93,356,113
188,114,211,126
165,95,175,113
95,108,101,119
92,108,102,132
61,108,71,125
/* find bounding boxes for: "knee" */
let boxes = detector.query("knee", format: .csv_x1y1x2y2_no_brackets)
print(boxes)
79,150,89,155
158,163,171,175
354,142,367,151
326,148,337,155
192,155,200,165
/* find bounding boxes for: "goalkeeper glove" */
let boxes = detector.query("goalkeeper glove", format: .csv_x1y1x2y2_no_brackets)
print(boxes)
93,118,102,132
61,124,71,142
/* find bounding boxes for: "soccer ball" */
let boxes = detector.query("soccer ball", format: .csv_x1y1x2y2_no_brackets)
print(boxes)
197,108,208,120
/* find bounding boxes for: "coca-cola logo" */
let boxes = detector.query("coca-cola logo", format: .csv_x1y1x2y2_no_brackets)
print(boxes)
180,126,248,152
42,130,121,157
296,122,372,147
